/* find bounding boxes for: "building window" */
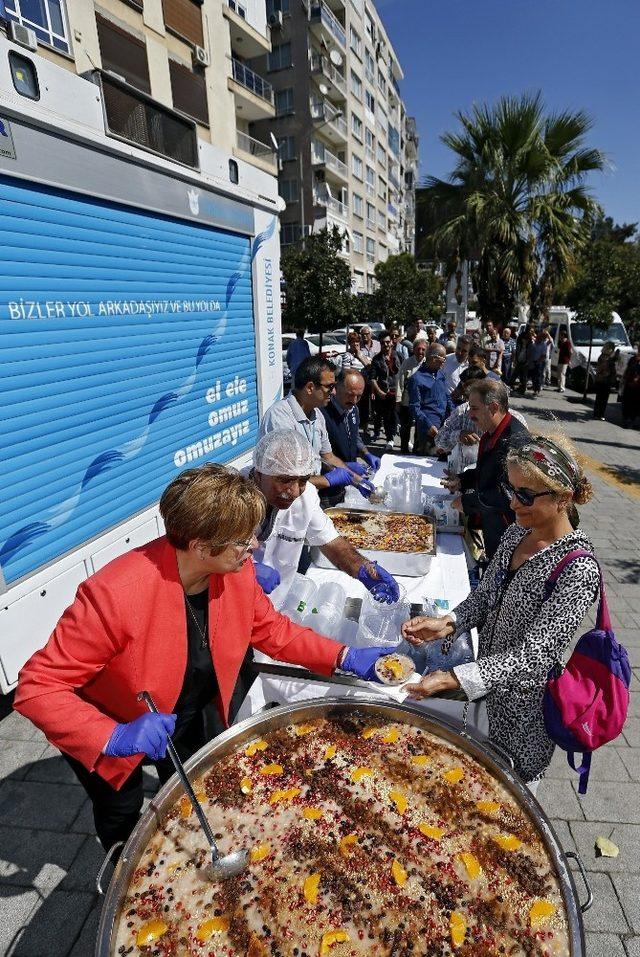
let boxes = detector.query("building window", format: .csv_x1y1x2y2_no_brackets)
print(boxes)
367,273,375,293
366,236,376,256
96,15,150,94
275,87,294,115
281,223,303,245
353,231,364,253
353,193,364,218
277,135,296,161
350,69,362,101
162,0,204,47
279,178,298,203
352,154,363,180
378,178,386,201
3,0,71,53
349,25,361,59
364,11,375,43
366,165,375,187
377,142,386,167
364,48,375,83
351,112,363,141
229,0,247,17
365,90,375,114
169,59,208,125
366,202,375,226
268,41,292,72
377,69,387,96
378,209,386,230
266,0,290,13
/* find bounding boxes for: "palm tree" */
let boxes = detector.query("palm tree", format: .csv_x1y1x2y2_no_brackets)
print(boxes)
417,93,605,327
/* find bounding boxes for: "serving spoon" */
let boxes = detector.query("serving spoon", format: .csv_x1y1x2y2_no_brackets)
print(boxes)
139,691,249,880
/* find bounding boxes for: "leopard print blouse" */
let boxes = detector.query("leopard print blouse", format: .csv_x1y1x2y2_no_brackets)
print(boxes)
451,523,600,783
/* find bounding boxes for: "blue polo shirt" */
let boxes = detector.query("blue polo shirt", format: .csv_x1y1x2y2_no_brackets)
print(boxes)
407,366,448,437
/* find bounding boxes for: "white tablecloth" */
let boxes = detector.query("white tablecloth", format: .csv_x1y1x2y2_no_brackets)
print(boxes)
236,455,481,733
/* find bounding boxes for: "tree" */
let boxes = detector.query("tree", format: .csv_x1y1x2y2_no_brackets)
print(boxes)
418,92,605,329
371,253,442,326
281,226,353,349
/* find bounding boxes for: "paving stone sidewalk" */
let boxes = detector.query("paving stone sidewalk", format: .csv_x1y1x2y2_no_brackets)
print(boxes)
0,384,638,956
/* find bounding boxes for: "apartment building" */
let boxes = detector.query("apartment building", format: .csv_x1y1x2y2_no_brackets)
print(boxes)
1,0,279,174
250,0,418,291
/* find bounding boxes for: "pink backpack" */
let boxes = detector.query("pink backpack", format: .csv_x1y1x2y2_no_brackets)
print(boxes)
542,550,631,794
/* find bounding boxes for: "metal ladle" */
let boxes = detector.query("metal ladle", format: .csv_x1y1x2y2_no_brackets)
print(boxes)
139,691,249,880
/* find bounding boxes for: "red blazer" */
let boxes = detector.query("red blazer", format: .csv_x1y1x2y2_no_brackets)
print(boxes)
14,537,341,789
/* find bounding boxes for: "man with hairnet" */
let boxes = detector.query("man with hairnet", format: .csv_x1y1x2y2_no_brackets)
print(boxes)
248,430,399,607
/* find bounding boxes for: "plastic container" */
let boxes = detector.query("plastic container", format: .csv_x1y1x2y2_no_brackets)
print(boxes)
302,606,341,639
356,583,408,648
280,574,317,620
315,581,347,615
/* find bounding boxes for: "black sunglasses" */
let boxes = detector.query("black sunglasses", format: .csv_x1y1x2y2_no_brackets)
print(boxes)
501,482,554,507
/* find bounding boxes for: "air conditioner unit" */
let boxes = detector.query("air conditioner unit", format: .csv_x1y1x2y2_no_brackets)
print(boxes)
193,45,210,68
8,21,38,51
268,11,283,28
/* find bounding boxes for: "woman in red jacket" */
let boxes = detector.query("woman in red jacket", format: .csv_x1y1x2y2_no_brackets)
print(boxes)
14,464,390,849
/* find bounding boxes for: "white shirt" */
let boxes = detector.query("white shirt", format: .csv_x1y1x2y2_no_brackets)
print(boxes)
252,482,339,609
259,394,331,475
441,354,468,395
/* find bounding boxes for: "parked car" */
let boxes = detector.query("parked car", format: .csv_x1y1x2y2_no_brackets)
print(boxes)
547,308,633,391
281,333,347,391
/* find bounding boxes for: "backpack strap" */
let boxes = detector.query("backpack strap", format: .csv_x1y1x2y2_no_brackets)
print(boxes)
544,549,611,632
568,751,592,795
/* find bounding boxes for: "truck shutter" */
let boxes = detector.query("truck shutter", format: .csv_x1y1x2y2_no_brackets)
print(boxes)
0,174,259,585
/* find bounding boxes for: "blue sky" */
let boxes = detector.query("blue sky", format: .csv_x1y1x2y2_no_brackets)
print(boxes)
379,0,640,227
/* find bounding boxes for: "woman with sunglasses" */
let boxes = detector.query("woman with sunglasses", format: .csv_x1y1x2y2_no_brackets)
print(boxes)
14,464,393,850
401,434,599,792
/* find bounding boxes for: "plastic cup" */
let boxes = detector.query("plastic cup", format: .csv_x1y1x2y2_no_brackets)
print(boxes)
302,606,341,639
281,574,317,617
315,581,346,614
356,583,407,647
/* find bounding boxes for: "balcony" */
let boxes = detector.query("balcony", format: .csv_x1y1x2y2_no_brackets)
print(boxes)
311,140,348,184
388,167,401,191
228,58,275,121
310,52,346,101
235,129,277,172
223,1,271,58
309,1,346,51
387,201,398,221
314,189,349,222
310,98,348,144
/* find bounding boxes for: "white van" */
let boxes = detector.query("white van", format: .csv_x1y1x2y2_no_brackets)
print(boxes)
547,308,633,391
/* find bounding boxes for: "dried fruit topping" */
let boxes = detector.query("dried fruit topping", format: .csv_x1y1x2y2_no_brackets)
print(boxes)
350,766,373,783
250,843,271,863
269,787,301,805
338,833,359,856
247,934,267,957
476,800,500,814
389,789,408,815
196,916,230,941
442,767,464,784
324,745,337,760
319,930,350,954
361,727,378,739
260,763,283,776
450,911,466,947
240,777,253,795
295,723,316,736
529,899,556,928
391,859,408,886
303,872,321,904
418,823,445,840
245,739,268,756
411,754,430,767
302,807,324,820
136,920,168,947
493,833,522,852
459,852,482,881
178,791,205,818
381,727,400,744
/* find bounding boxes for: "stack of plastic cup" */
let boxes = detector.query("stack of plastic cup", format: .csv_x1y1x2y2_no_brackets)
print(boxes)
315,581,346,612
301,579,347,639
280,574,317,624
402,466,423,514
356,582,407,647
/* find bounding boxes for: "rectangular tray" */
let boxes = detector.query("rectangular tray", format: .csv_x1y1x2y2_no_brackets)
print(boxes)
312,508,436,577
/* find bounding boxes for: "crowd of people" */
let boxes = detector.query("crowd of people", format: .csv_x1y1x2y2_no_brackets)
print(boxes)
14,314,614,854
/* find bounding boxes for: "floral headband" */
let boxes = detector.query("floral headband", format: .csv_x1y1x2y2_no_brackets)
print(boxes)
514,439,580,491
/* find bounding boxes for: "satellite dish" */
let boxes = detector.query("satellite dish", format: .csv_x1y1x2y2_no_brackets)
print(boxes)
329,49,343,67
318,82,329,95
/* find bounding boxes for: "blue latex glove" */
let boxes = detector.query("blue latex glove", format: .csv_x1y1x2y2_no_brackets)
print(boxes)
363,452,381,471
356,478,375,499
346,461,368,476
104,713,177,761
254,561,281,594
340,645,400,682
325,467,354,489
357,561,400,603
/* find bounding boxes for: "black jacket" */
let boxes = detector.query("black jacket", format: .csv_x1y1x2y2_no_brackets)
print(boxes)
460,414,530,561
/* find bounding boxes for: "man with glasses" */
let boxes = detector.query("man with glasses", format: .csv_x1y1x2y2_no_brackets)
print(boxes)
446,379,530,561
320,370,380,507
260,356,371,498
249,431,398,607
407,343,448,454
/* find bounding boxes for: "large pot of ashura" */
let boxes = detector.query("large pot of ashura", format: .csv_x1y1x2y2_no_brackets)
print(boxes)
96,698,592,957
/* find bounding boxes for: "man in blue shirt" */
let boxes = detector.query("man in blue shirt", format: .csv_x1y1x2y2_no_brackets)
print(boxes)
285,329,311,380
320,370,380,506
408,343,448,454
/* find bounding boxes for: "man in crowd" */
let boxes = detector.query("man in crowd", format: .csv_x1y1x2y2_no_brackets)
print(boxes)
441,335,471,397
250,430,398,605
320,370,380,506
357,325,380,435
370,331,401,449
340,330,365,371
448,379,529,561
467,342,501,380
407,343,448,454
392,326,409,364
483,321,504,377
528,328,548,396
285,329,310,379
396,337,428,453
260,356,372,499
501,327,516,384
557,328,572,392
439,320,458,345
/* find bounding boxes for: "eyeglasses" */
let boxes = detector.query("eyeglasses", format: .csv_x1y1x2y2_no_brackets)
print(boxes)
317,381,336,395
501,482,554,507
204,536,255,556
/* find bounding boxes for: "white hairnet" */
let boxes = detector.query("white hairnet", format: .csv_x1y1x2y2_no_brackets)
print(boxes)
253,430,316,476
